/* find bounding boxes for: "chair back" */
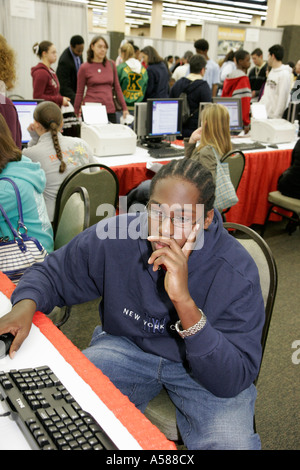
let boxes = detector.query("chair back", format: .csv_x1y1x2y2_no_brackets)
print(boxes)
52,163,119,235
223,223,278,364
54,186,90,250
221,150,245,191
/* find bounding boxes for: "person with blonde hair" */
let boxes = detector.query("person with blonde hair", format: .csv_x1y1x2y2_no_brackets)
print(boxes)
0,35,22,148
117,43,148,109
22,101,95,222
185,103,232,180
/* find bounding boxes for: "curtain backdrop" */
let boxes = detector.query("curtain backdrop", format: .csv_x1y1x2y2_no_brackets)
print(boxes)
0,0,88,99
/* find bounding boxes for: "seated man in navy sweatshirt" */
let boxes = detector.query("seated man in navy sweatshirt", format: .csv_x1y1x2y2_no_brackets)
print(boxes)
0,158,264,450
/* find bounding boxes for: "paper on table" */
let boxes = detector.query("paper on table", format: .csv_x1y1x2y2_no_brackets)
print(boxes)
81,104,108,125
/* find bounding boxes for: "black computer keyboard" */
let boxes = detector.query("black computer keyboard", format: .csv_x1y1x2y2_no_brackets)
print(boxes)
0,365,118,450
148,146,185,159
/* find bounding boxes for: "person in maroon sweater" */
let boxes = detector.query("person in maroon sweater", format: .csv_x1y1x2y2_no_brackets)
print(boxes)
0,35,22,148
74,35,128,123
31,41,70,107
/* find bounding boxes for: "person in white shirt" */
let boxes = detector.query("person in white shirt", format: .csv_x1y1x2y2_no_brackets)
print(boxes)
260,44,292,119
194,39,220,97
172,51,193,82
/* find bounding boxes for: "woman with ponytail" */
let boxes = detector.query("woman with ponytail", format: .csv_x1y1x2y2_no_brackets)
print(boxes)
22,101,95,222
31,41,70,107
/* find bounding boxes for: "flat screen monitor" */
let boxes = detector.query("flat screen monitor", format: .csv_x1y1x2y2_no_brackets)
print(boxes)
212,97,243,134
146,98,183,147
12,100,42,145
198,102,212,127
286,101,299,123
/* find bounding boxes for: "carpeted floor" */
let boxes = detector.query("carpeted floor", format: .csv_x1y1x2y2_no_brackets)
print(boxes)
60,219,300,450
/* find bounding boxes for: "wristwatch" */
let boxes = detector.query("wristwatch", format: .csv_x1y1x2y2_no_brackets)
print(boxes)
175,310,207,338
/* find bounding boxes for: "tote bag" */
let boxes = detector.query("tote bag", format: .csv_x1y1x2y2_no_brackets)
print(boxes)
211,147,238,212
0,177,48,285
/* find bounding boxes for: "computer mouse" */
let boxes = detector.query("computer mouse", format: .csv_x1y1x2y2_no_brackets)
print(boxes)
0,333,15,359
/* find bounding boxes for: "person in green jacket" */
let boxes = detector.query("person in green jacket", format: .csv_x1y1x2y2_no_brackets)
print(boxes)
117,43,148,110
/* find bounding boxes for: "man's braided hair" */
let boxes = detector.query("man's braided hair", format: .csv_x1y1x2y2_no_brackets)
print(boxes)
149,158,215,217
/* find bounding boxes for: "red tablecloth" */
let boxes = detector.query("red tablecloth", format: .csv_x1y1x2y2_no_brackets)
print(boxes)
0,272,176,451
112,148,293,227
226,148,293,226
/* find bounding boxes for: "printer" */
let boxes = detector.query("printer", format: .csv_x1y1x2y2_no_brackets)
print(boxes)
250,103,295,144
80,104,137,157
81,122,137,157
250,119,295,144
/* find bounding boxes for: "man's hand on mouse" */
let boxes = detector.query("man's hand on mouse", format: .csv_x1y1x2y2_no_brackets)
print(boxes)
0,300,36,358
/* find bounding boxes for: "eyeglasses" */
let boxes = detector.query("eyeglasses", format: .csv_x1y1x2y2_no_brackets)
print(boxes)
146,203,199,229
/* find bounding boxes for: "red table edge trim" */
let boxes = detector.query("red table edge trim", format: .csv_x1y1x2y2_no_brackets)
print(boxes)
0,272,176,450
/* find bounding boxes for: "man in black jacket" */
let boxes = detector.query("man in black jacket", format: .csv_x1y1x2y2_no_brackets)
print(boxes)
170,54,212,138
56,35,84,105
248,48,268,100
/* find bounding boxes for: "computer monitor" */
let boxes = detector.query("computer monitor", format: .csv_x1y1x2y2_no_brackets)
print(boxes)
145,98,183,147
134,102,147,139
286,101,300,123
12,100,42,145
198,102,212,127
212,97,243,134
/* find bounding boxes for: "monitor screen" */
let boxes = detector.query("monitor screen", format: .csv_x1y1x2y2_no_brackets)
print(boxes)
12,100,41,144
212,97,243,134
198,102,212,127
146,98,182,142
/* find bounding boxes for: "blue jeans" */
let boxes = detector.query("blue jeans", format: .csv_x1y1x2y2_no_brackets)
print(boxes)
83,327,261,450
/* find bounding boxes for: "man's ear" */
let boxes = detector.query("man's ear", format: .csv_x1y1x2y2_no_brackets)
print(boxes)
204,209,214,229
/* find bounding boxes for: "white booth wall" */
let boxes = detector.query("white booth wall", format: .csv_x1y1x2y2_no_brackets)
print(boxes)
0,0,283,100
202,21,284,62
0,0,89,100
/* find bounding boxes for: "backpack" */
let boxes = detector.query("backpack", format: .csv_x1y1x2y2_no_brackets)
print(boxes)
179,82,197,125
179,91,190,124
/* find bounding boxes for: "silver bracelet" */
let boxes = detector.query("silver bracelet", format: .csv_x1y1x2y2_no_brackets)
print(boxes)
175,310,207,338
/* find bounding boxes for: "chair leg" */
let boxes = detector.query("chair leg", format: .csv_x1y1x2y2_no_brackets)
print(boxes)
285,212,300,235
55,306,72,329
261,205,274,238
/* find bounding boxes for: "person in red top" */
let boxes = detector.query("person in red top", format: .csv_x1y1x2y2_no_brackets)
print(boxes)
0,35,22,148
31,41,70,107
222,50,252,133
74,35,128,123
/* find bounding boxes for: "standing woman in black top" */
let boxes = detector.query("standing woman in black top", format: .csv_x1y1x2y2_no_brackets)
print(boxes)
140,46,170,99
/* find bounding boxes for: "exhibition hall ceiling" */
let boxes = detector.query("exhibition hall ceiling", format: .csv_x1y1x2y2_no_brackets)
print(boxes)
84,0,268,28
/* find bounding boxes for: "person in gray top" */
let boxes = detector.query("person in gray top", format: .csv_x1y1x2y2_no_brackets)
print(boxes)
23,101,95,222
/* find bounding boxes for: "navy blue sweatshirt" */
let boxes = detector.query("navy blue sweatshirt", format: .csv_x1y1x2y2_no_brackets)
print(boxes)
170,77,212,137
11,211,265,398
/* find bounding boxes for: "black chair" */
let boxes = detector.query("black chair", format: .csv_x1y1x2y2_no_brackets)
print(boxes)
261,190,300,237
223,223,278,368
52,163,119,236
145,223,277,442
